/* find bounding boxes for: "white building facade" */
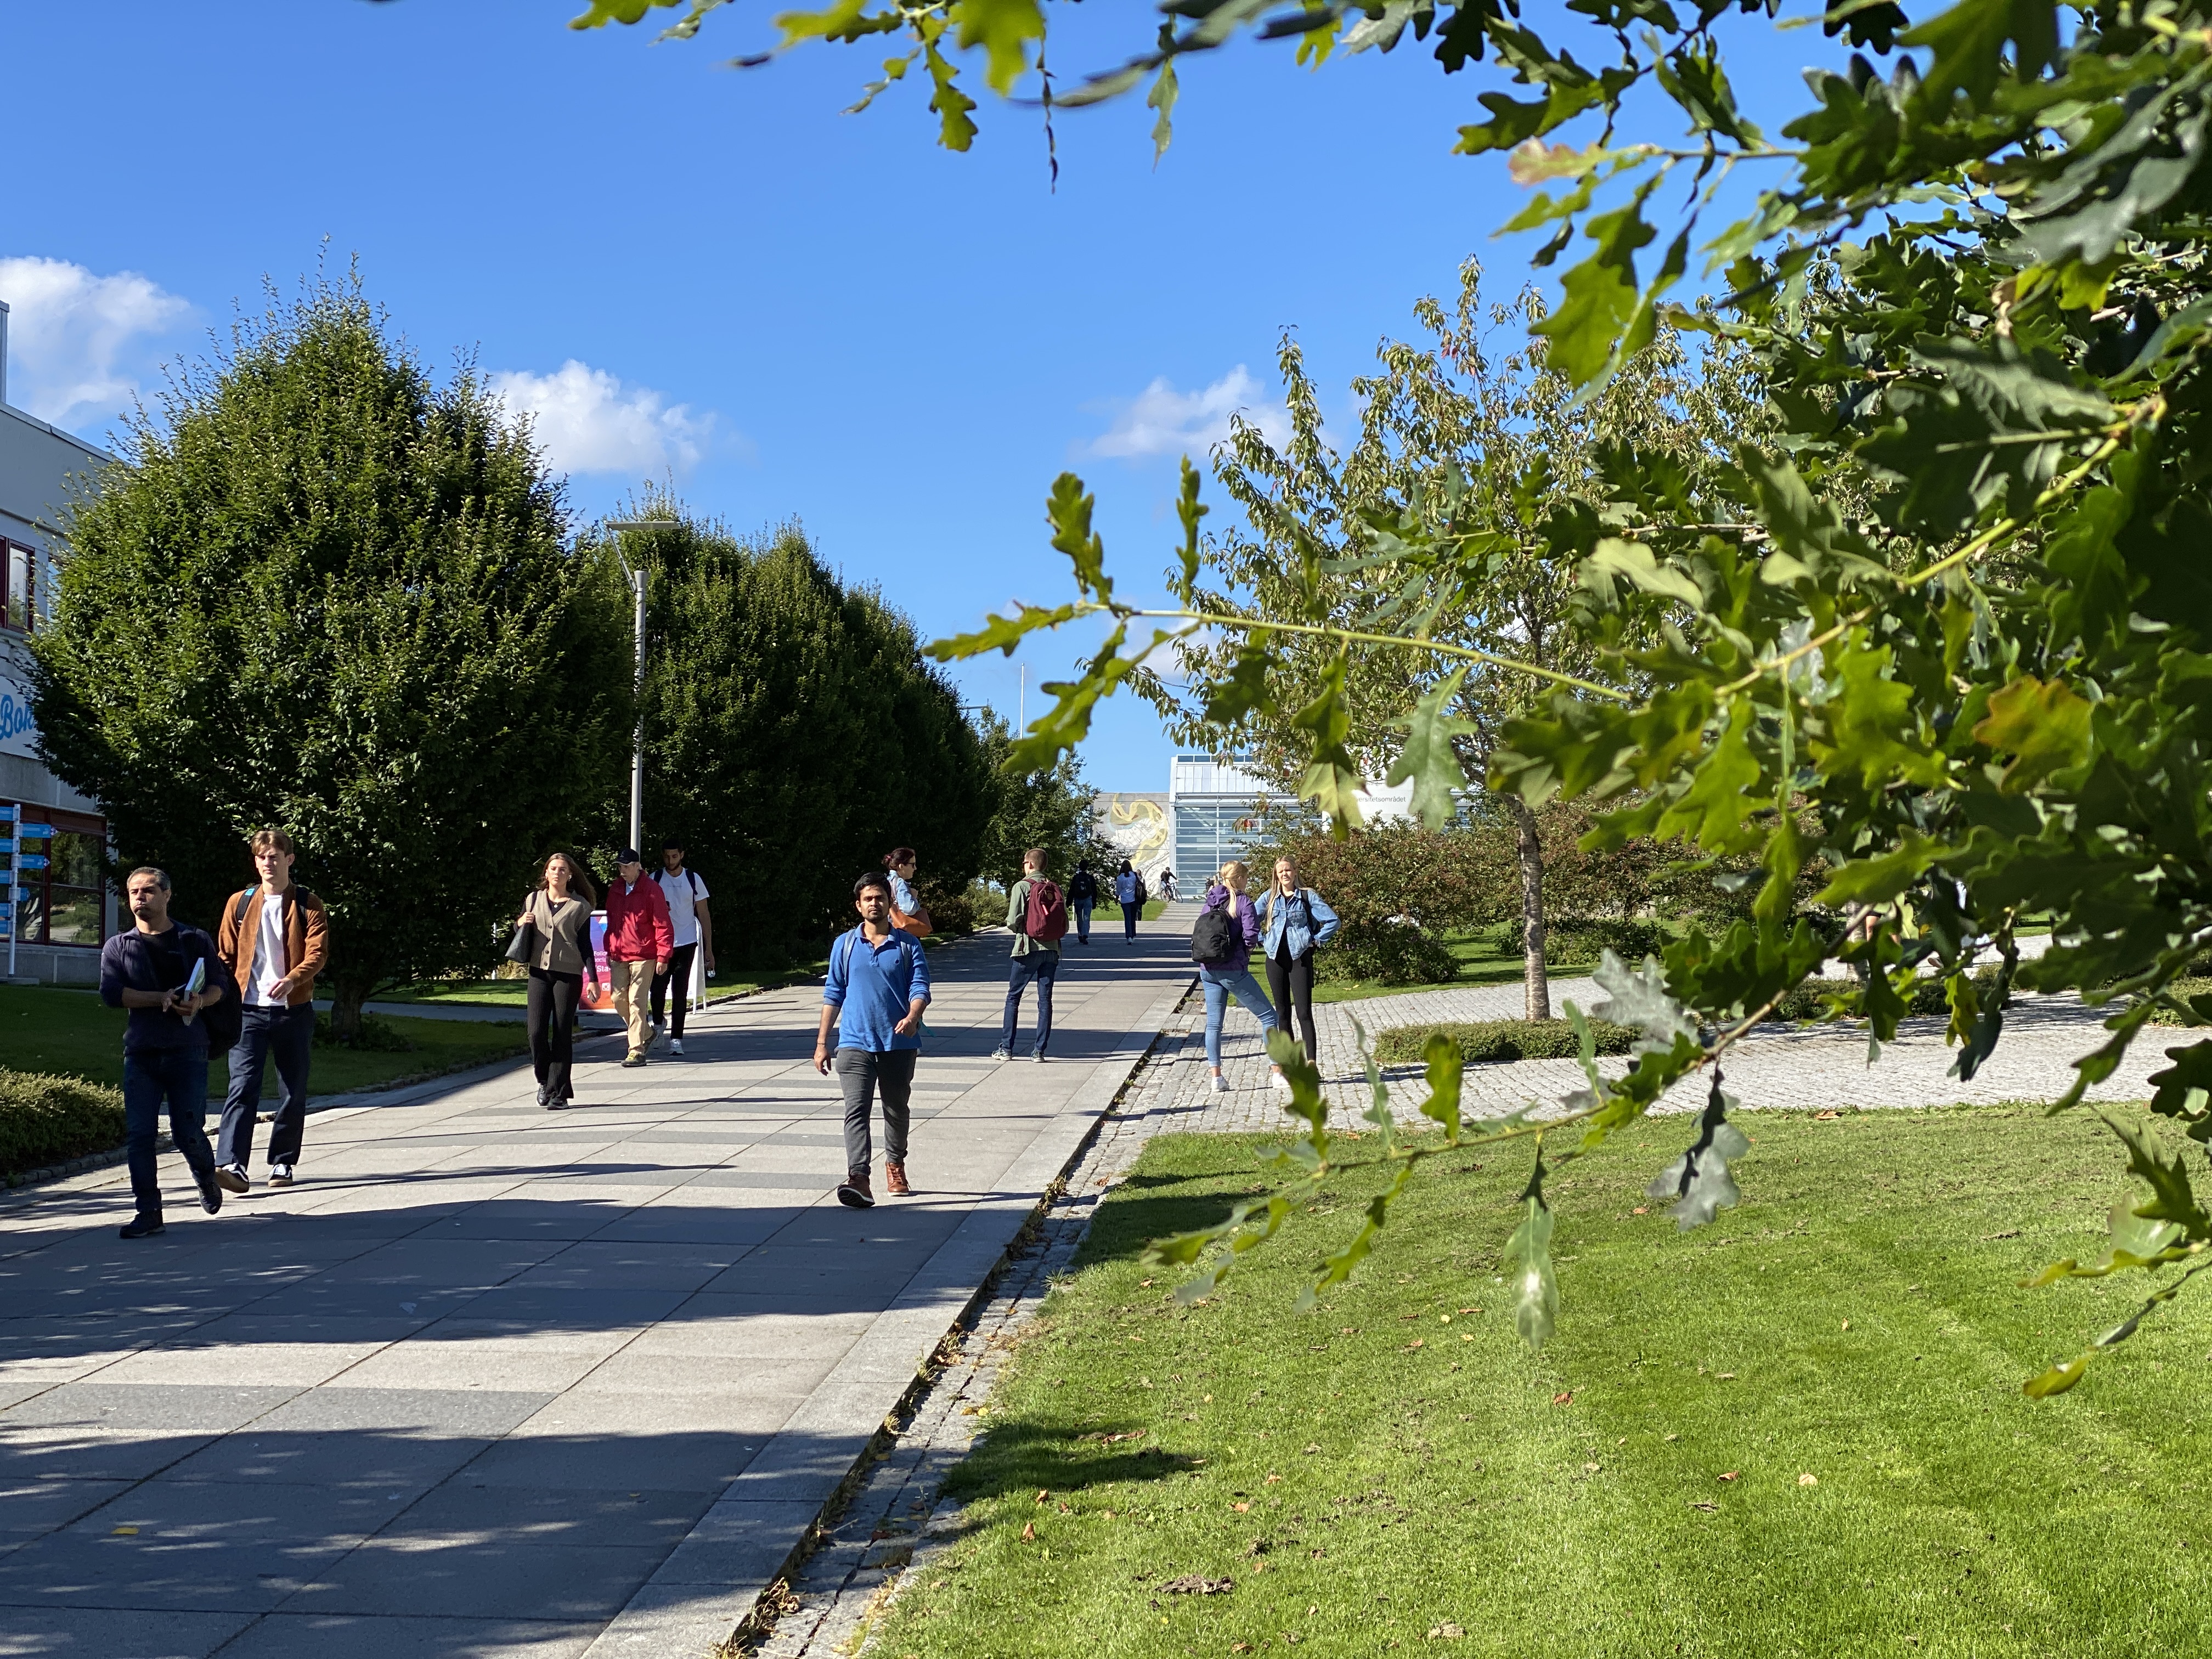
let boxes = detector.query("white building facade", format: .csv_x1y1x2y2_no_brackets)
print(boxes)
0,300,119,983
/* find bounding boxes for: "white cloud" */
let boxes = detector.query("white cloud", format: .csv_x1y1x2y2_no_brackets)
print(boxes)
488,360,715,479
1088,365,1290,460
0,255,191,430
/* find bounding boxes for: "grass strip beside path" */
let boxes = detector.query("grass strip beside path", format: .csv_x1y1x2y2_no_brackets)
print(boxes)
872,1106,2211,1657
0,986,525,1097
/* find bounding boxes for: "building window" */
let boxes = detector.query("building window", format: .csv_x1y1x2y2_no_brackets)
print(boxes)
6,807,106,946
0,540,31,631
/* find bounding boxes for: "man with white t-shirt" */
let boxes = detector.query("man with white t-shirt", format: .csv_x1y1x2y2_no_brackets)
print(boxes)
213,830,329,1190
651,838,714,1055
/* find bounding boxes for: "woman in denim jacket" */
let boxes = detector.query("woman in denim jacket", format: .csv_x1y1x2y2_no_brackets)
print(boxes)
1259,856,1340,1063
1196,860,1286,1094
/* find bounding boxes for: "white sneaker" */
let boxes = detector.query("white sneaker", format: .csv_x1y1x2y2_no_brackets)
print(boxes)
1211,1072,1229,1093
990,1047,1013,1062
669,1039,684,1056
1271,1071,1291,1092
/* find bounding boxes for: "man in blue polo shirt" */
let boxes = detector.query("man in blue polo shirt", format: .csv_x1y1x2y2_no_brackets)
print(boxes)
814,870,932,1209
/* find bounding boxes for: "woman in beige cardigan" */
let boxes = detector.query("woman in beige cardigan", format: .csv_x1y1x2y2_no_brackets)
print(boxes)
518,852,601,1109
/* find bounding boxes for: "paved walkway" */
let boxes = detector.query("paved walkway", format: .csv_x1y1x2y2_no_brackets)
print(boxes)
0,924,1192,1659
1133,919,2160,1132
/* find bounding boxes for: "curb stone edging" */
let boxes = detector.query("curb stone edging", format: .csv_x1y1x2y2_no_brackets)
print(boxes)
576,971,1196,1659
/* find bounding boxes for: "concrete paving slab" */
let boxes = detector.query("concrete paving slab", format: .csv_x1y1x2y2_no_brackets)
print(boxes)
0,1606,258,1658
0,922,1193,1655
206,1613,596,1659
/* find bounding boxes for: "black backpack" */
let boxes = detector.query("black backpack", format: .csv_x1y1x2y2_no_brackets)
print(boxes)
1190,904,1241,964
193,926,243,1053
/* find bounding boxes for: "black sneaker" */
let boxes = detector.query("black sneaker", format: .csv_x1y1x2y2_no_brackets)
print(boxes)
267,1165,294,1187
194,1166,223,1216
119,1214,165,1240
215,1165,250,1194
836,1169,876,1209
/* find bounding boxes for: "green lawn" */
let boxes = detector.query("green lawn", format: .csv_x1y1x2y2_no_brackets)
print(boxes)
0,986,526,1097
871,1105,2211,1658
376,964,820,1007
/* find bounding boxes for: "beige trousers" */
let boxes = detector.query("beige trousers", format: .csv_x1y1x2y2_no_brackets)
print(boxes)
609,958,655,1056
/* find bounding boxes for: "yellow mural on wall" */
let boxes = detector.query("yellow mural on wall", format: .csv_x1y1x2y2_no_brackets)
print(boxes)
1101,794,1171,871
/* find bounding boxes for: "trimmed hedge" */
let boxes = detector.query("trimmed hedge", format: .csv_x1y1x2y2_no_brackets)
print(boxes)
1317,921,1459,987
1767,968,2001,1023
0,1070,127,1181
1372,1018,1640,1066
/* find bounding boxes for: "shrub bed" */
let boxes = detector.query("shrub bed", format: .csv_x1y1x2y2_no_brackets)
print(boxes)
0,1070,128,1181
1767,968,2001,1023
1372,1017,1640,1065
1316,921,1459,987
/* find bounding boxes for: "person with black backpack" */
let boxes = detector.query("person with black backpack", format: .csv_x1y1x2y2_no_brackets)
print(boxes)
1260,855,1340,1064
213,829,329,1193
99,867,236,1239
1068,860,1099,945
994,848,1068,1061
1193,859,1286,1094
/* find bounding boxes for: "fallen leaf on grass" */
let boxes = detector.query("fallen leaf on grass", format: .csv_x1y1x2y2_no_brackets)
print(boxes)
1665,1434,1680,1442
1158,1575,1234,1595
1798,1473,1819,1487
1717,1372,1737,1380
1233,1644,1253,1654
1090,1430,1146,1444
1264,1474,1282,1485
1233,1501,1251,1513
1021,1521,1036,1542
1553,1391,1574,1406
1983,1229,2021,1241
1688,1500,1719,1512
1428,1623,1466,1640
1632,1206,1649,1215
1140,1278,1154,1288
1582,1461,1602,1473
1815,1109,1839,1121
1035,1490,1050,1504
1302,1443,1321,1455
1404,1339,1425,1351
1719,1472,1740,1482
1841,1319,1850,1331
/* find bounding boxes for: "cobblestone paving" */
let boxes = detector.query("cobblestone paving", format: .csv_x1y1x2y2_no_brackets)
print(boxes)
1126,970,2163,1135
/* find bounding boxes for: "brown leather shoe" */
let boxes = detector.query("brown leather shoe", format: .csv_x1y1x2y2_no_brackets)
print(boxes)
837,1169,875,1209
884,1161,911,1197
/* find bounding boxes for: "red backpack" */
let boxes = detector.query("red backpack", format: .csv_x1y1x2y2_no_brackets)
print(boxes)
1024,877,1069,943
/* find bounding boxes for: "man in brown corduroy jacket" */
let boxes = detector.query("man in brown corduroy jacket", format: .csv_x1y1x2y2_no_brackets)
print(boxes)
212,829,330,1191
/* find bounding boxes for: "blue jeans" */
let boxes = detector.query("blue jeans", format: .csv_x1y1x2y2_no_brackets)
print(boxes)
1200,963,1278,1069
218,1004,314,1170
123,1046,214,1218
1002,952,1057,1056
1122,903,1140,940
1073,902,1092,943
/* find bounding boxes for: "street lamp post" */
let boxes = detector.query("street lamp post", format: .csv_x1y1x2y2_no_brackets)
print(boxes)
603,521,674,856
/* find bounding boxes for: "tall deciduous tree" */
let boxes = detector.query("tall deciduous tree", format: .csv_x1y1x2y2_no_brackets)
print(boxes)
31,275,630,1037
970,708,1098,890
1166,265,1753,1017
606,504,995,959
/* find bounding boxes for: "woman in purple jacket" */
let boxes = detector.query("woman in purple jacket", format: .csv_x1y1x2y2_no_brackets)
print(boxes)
1197,860,1285,1094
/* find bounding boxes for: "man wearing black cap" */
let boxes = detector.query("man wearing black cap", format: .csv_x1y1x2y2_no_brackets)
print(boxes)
603,849,673,1067
651,838,713,1056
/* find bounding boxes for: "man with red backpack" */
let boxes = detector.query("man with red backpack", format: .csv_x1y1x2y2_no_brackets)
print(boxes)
993,847,1067,1062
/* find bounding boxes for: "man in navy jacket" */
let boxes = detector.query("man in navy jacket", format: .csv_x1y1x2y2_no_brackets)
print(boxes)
98,867,232,1239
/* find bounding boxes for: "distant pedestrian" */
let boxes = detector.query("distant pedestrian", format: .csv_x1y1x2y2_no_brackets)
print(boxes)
816,871,932,1208
213,830,330,1192
1068,860,1098,945
99,867,233,1239
1260,855,1340,1064
883,847,932,938
651,839,713,1056
1115,860,1141,942
1161,868,1178,903
518,853,601,1108
995,848,1068,1062
604,849,673,1067
1193,860,1285,1094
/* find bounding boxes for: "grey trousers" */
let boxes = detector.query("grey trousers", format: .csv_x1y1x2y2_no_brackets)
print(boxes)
834,1046,916,1172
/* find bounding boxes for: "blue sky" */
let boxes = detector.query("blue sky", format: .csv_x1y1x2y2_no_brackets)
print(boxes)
5,1,1856,792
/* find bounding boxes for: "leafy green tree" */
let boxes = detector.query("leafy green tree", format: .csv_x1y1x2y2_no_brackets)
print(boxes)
602,503,995,960
32,275,630,1039
575,0,2212,1390
1160,264,1755,1017
970,709,1097,892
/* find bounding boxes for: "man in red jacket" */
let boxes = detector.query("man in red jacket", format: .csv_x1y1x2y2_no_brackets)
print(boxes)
603,848,673,1066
